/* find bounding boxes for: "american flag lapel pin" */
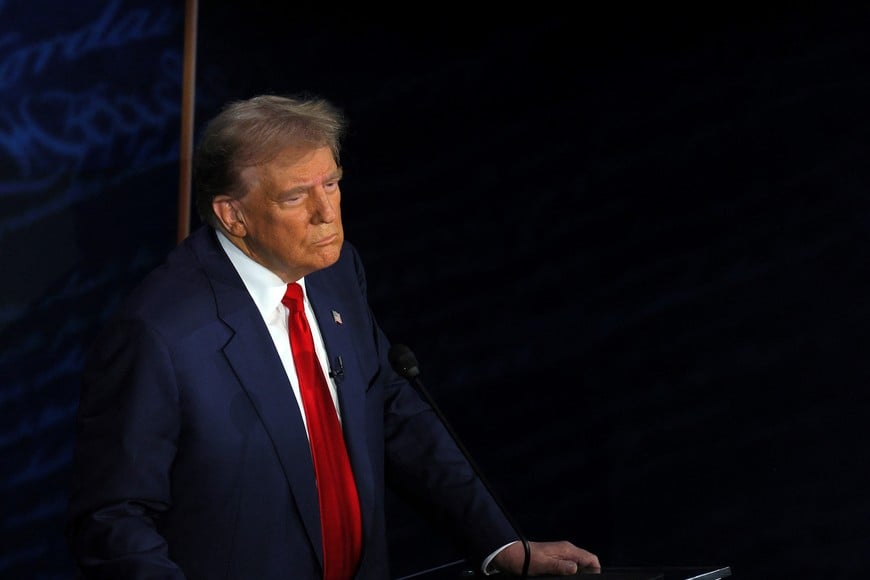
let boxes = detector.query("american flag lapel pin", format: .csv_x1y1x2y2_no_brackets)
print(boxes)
331,310,343,325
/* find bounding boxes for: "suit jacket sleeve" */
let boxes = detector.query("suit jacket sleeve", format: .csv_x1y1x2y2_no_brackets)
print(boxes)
66,314,185,579
379,339,518,568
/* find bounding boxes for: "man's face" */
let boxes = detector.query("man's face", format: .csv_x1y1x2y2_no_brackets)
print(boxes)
222,145,344,282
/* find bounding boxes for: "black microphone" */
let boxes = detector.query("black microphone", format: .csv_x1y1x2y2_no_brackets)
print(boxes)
388,344,531,579
329,355,344,383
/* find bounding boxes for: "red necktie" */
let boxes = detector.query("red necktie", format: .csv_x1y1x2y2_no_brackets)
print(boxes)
282,283,362,580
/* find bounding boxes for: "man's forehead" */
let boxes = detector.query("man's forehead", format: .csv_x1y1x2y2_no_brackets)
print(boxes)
272,143,333,161
267,147,339,178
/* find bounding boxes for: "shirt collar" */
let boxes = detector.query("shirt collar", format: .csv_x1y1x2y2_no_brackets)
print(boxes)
215,229,307,317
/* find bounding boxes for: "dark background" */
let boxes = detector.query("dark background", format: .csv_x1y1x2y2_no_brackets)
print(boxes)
2,2,869,578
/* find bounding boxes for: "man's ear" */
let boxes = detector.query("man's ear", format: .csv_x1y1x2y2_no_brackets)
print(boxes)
212,195,246,237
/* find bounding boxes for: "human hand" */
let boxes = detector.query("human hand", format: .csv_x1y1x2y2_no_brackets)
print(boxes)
491,540,601,576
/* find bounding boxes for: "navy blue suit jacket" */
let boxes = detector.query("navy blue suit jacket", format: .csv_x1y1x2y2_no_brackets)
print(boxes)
67,225,515,579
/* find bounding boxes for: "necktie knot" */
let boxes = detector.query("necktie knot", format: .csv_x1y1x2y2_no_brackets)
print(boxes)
282,282,304,311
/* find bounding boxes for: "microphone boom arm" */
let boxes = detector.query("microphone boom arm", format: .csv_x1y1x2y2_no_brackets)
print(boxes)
388,344,531,579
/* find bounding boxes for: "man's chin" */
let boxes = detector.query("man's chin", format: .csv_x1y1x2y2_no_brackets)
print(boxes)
315,244,343,270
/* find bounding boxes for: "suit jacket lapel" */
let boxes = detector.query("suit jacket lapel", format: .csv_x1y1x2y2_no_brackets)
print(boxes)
190,227,324,564
306,275,376,543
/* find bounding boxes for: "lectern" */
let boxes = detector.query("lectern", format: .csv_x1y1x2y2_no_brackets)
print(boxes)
396,560,732,580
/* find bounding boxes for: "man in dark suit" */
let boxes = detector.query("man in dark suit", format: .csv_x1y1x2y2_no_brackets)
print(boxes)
65,94,600,579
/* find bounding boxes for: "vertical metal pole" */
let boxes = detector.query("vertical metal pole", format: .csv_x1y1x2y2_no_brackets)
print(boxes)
177,0,198,243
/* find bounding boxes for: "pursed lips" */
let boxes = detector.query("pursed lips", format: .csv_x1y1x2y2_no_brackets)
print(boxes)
313,232,339,246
